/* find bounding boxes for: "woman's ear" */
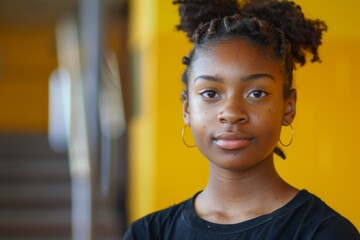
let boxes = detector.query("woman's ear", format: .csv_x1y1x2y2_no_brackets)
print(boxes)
182,99,191,126
282,89,297,126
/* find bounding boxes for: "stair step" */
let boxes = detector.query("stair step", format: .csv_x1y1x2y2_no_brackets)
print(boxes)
0,237,69,240
0,208,121,238
0,134,67,160
0,159,70,183
0,237,121,240
0,183,71,208
0,134,123,239
0,209,71,236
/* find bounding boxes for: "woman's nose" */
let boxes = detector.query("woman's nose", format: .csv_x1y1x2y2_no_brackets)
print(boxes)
218,97,248,124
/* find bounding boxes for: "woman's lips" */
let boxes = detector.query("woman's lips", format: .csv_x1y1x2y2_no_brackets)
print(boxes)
214,132,253,150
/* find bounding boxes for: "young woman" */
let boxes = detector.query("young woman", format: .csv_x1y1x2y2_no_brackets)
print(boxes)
124,0,360,239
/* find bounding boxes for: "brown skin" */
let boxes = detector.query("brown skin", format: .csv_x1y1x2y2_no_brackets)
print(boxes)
183,39,298,224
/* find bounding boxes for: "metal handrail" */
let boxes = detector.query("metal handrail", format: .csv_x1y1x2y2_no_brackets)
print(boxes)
50,4,125,239
99,51,126,200
54,17,93,240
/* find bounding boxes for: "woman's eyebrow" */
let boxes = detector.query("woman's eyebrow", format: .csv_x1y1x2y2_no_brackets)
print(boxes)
242,73,275,81
194,73,274,83
194,75,223,83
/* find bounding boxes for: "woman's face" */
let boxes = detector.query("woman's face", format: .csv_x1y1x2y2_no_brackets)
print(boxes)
183,39,296,171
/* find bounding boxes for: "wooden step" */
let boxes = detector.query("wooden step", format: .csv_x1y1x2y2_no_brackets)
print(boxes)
0,134,67,160
0,183,71,209
0,134,123,239
0,237,121,240
0,207,121,239
0,158,70,183
0,208,71,236
0,237,69,240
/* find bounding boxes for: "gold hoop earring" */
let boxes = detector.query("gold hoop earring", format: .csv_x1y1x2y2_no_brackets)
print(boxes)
279,123,294,147
182,125,196,148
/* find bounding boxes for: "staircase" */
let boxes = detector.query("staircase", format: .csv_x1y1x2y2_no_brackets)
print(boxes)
0,134,122,240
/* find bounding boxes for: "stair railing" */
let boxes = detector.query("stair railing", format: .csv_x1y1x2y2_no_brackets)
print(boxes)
50,4,124,239
99,50,126,203
53,17,94,240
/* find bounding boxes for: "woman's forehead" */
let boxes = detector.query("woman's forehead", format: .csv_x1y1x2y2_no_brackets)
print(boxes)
191,39,281,77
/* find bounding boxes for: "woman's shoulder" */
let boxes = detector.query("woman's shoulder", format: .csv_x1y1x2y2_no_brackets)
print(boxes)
290,190,359,239
297,190,352,220
123,195,194,240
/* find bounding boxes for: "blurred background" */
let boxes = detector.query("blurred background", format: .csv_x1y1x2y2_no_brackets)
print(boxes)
0,0,359,239
0,0,129,239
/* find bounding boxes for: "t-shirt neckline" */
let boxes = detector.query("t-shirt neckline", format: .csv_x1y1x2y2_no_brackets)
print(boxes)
182,189,311,235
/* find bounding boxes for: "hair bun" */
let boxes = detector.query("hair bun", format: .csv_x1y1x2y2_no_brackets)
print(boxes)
173,0,239,42
174,0,327,66
241,0,328,65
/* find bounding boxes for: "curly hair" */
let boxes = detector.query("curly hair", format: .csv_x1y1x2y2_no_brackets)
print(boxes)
173,0,327,159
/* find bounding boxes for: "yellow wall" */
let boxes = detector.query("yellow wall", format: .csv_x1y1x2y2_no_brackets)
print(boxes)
128,0,360,229
0,25,56,133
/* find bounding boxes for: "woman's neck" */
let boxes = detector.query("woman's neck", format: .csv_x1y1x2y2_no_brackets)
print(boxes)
194,158,298,224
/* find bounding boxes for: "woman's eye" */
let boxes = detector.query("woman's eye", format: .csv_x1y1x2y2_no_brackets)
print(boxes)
200,90,219,99
248,90,267,98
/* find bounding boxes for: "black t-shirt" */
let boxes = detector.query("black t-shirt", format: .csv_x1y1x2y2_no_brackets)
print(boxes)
124,190,360,239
